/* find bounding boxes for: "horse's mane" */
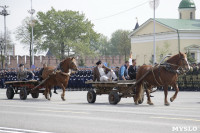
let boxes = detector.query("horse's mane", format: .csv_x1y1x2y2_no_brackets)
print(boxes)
166,52,186,64
166,54,179,63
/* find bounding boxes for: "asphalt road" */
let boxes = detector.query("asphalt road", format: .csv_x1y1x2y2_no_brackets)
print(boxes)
0,89,200,133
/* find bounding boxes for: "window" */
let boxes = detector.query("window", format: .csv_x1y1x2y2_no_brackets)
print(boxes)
191,53,195,59
190,12,193,19
179,13,182,19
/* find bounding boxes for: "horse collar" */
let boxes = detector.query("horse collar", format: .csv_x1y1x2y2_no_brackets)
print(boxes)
163,62,179,74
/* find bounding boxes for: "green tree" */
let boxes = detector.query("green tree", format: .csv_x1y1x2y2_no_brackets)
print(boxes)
187,52,196,63
0,31,15,68
111,30,131,60
35,7,99,60
149,42,171,65
15,17,42,55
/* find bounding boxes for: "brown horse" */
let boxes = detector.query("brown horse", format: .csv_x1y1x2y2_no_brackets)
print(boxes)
41,57,78,101
134,52,190,106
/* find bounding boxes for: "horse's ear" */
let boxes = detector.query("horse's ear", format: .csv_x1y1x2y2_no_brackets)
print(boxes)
71,57,75,60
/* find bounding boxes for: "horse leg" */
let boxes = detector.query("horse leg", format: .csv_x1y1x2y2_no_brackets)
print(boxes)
46,87,51,100
44,86,48,100
60,84,66,101
164,85,170,106
170,83,179,102
146,87,154,105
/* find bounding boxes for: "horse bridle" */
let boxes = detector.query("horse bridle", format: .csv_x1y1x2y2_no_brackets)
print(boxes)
59,59,78,73
164,56,189,74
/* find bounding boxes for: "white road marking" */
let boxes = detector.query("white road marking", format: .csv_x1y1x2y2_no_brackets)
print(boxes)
0,127,53,133
150,116,200,122
0,130,18,133
37,109,90,114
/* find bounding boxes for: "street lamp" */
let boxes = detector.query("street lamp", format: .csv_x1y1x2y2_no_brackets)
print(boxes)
0,5,10,69
28,0,35,68
0,39,3,69
149,0,160,65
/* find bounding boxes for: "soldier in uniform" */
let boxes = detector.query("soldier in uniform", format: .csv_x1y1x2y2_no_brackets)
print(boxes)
17,64,34,81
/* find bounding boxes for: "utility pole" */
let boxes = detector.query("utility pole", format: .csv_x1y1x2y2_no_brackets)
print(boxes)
28,0,35,68
153,0,156,65
0,39,3,69
0,5,10,69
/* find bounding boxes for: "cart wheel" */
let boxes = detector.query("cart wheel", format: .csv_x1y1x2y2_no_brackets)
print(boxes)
6,87,14,99
87,90,96,103
109,91,120,105
20,88,27,100
31,92,39,98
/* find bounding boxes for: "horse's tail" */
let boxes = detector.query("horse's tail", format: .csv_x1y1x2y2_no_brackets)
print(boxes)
134,67,144,104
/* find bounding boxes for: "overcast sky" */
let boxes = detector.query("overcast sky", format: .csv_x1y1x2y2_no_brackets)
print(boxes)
0,0,200,56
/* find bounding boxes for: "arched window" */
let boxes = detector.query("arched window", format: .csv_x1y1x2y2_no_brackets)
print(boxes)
179,13,182,19
190,12,193,19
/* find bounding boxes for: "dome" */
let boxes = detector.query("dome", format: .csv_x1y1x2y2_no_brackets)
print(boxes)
179,0,196,9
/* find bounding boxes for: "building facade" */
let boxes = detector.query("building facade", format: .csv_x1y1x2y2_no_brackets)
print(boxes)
129,0,200,65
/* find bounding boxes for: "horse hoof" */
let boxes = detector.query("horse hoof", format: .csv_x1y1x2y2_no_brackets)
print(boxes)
170,97,174,102
61,97,65,101
135,102,139,105
165,102,170,106
147,101,154,105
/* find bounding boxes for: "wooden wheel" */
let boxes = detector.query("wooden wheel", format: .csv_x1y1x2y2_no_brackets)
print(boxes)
87,90,96,103
109,91,120,105
31,92,39,98
6,87,14,99
20,88,27,100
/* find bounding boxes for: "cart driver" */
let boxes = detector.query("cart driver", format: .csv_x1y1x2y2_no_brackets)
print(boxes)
17,64,34,81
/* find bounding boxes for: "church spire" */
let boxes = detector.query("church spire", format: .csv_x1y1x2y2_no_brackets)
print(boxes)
178,0,196,20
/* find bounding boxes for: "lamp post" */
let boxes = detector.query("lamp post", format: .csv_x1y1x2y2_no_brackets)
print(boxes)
0,5,10,69
149,0,160,65
28,0,35,68
0,39,3,69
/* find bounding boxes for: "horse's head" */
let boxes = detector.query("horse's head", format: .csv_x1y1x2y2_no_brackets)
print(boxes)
61,57,79,73
69,57,79,71
178,52,191,72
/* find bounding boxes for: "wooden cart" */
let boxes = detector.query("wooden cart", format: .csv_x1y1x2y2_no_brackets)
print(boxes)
85,80,144,105
5,80,46,100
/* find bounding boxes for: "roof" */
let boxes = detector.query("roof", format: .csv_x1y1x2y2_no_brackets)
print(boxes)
46,50,54,57
155,18,200,30
179,0,196,9
133,22,139,30
129,18,200,37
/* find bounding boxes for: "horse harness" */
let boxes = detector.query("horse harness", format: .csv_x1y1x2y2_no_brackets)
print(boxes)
150,61,185,87
31,59,75,92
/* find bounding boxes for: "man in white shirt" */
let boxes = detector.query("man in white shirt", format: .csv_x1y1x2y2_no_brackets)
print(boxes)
93,60,117,81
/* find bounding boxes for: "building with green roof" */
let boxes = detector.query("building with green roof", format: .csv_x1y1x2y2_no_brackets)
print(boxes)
179,0,196,19
129,0,200,65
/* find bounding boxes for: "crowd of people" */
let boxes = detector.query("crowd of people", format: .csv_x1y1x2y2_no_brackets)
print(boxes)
0,60,200,91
